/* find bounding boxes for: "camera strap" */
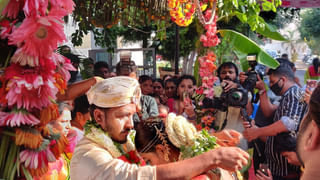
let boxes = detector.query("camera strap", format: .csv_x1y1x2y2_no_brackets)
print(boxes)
221,110,228,130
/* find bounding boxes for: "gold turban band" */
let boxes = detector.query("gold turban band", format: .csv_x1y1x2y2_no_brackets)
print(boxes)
86,76,141,108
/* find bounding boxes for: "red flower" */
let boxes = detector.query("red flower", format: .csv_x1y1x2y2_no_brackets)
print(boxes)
117,151,146,166
118,155,131,163
196,87,204,95
0,19,17,39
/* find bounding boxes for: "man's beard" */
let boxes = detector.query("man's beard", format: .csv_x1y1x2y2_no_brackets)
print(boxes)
109,128,131,144
296,133,305,168
111,137,127,144
219,76,236,83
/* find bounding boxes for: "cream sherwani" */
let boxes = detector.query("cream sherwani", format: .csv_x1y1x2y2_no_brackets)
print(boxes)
70,137,156,180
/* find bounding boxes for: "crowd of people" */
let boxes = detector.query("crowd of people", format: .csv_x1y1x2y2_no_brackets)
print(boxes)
47,49,320,180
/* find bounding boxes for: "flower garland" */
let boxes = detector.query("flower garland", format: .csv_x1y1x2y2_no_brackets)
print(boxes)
166,114,242,180
193,8,220,131
84,120,145,166
199,10,220,47
168,0,195,26
168,0,215,27
168,0,209,26
0,0,75,178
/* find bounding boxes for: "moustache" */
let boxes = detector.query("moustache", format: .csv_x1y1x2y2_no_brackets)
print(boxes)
121,128,132,134
223,77,232,81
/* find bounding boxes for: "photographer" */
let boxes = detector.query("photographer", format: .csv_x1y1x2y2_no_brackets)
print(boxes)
213,62,252,150
243,63,308,180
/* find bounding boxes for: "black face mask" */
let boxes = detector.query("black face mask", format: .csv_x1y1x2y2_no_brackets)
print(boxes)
270,79,284,96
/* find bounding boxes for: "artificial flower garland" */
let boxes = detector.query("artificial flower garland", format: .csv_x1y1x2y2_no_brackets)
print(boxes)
0,0,75,178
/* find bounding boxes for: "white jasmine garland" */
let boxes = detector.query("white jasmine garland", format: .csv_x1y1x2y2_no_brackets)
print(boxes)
85,123,135,158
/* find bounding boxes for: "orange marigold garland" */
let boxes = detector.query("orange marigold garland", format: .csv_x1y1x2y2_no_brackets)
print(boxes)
168,0,196,26
168,0,212,26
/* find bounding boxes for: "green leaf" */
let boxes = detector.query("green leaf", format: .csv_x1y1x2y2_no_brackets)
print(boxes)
256,21,288,41
219,29,280,69
232,0,239,8
234,50,249,71
21,166,33,180
193,58,201,86
261,1,273,11
235,12,247,23
0,0,10,16
240,148,254,173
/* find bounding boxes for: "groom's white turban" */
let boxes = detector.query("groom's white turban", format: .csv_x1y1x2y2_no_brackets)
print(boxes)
86,76,141,108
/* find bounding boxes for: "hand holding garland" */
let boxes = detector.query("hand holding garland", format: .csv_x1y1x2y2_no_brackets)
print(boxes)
156,146,249,179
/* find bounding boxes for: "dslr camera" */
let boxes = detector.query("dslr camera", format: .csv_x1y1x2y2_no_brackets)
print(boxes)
242,55,265,94
202,81,249,112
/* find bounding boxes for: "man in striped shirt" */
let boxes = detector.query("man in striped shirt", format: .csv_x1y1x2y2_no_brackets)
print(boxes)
243,63,308,180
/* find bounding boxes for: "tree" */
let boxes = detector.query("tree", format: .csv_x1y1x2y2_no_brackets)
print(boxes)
299,9,320,55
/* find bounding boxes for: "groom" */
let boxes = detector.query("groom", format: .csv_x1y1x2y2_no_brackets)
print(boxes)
70,76,249,180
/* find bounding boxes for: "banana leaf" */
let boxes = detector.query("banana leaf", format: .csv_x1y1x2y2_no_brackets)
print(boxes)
193,58,201,86
234,50,249,72
256,21,288,42
219,29,280,69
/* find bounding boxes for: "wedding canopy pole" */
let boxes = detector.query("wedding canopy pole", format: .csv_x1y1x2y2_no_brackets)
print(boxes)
175,24,180,75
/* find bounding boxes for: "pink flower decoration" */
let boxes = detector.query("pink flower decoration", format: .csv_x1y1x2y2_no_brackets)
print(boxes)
11,48,39,67
5,62,55,84
4,62,58,110
65,129,78,153
45,157,64,176
51,53,75,81
1,109,40,127
6,78,58,110
9,15,66,58
0,19,17,39
20,148,56,170
23,0,49,16
0,112,7,126
50,0,75,15
1,0,24,19
200,11,220,48
203,88,214,98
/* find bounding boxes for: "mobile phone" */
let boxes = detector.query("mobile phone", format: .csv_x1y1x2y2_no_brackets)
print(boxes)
182,91,191,105
306,79,317,91
259,163,269,176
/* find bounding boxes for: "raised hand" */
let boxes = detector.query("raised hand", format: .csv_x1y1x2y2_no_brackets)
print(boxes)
211,147,249,171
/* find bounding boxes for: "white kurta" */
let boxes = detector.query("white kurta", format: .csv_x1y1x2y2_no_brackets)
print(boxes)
70,137,156,180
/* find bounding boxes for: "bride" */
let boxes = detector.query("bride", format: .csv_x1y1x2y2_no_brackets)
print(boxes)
135,113,243,180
